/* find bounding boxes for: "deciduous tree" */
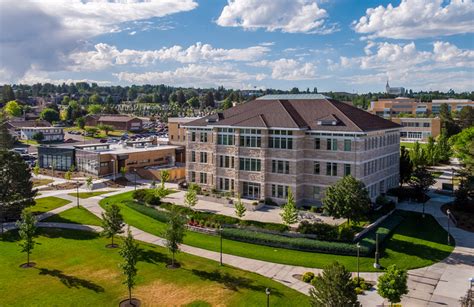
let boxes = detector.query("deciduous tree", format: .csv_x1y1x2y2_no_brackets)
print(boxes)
119,227,139,305
40,108,60,123
101,204,125,247
163,207,185,268
377,265,408,306
399,146,413,185
16,210,37,267
4,100,22,117
322,176,371,224
409,167,435,201
160,169,170,190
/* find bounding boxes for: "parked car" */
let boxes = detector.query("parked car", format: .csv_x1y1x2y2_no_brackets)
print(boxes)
99,139,107,143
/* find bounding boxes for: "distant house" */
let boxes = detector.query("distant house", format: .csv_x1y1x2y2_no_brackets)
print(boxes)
84,114,143,131
6,120,51,139
20,127,64,142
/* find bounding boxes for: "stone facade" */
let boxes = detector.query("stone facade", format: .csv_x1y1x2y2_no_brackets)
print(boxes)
185,127,400,206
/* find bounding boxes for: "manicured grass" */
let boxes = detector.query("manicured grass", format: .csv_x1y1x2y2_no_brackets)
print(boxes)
0,228,307,306
400,142,427,150
100,192,454,272
27,197,71,215
32,178,54,187
67,191,114,199
42,206,103,226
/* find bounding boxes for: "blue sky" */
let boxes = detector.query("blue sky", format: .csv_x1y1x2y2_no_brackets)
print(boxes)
0,0,473,92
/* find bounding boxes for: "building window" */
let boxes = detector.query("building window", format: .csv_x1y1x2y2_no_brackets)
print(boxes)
271,184,289,199
326,162,337,176
218,178,233,191
344,164,351,176
200,132,208,143
344,139,351,151
314,138,320,149
219,155,234,168
190,171,196,182
313,161,320,174
200,152,208,163
271,160,289,174
327,138,337,151
191,131,196,142
200,172,207,184
239,158,261,171
217,128,234,145
423,123,430,127
191,151,196,162
240,135,261,147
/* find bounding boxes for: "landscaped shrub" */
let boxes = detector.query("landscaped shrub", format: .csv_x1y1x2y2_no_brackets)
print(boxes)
297,221,339,241
221,228,368,256
188,183,202,195
132,189,149,203
302,272,315,283
125,202,169,223
143,192,160,206
358,211,405,255
352,277,373,291
338,224,357,241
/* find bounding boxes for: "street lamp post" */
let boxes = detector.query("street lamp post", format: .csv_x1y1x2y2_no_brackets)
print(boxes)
373,233,380,269
422,199,425,218
76,180,80,208
447,209,451,245
265,288,270,307
111,159,115,181
452,168,455,196
220,225,223,266
134,168,137,190
356,243,361,284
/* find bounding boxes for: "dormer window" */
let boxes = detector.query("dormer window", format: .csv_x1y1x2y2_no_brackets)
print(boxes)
317,120,337,126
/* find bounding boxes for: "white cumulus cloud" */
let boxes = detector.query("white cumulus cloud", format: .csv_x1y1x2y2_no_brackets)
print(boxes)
251,58,317,80
216,0,337,34
353,0,474,39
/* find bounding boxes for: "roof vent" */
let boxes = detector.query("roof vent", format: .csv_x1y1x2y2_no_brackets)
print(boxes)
206,114,220,123
316,114,339,126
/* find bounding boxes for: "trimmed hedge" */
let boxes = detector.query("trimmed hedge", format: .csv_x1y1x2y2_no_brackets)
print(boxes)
358,211,405,254
221,228,367,256
126,202,169,223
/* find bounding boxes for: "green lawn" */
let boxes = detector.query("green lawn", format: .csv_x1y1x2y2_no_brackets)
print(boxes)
400,142,427,150
67,191,114,199
100,192,454,272
42,206,103,226
27,197,71,215
0,228,307,306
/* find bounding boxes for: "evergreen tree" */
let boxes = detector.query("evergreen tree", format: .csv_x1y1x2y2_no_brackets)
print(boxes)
205,92,215,108
377,265,408,306
0,151,36,222
0,111,14,150
16,210,37,267
176,90,186,106
309,262,359,307
184,189,198,208
322,176,371,224
425,136,439,166
119,227,139,305
280,188,298,225
160,169,170,190
164,207,185,267
436,130,452,163
1,85,15,103
101,204,125,247
458,106,474,130
234,194,246,220
399,146,413,185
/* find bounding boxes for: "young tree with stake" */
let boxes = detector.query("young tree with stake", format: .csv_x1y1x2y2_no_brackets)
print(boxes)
119,227,139,305
184,189,198,208
101,204,125,248
377,265,408,306
160,169,170,190
234,194,246,221
164,207,185,268
16,210,37,267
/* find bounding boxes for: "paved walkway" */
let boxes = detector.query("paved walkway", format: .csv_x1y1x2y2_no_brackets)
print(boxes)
5,188,473,306
162,190,345,226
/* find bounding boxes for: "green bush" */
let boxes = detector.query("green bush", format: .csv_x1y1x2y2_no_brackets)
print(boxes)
126,202,169,223
302,272,315,283
352,277,373,291
297,221,339,241
132,189,149,203
221,228,367,256
188,183,202,194
338,224,357,241
143,192,160,206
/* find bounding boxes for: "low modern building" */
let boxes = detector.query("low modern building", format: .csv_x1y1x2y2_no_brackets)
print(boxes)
74,142,181,176
85,114,143,131
431,99,473,114
6,120,51,140
391,117,441,142
20,127,64,142
184,94,401,206
38,145,75,171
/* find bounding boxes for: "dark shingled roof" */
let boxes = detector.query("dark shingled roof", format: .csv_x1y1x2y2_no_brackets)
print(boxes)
185,97,400,132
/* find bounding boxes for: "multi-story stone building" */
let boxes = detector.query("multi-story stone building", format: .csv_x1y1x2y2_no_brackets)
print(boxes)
184,94,401,206
391,117,441,142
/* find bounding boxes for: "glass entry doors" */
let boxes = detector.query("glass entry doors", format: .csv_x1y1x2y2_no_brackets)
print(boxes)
242,182,260,200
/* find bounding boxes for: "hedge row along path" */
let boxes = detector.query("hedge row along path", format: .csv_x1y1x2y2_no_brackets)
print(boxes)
5,185,474,307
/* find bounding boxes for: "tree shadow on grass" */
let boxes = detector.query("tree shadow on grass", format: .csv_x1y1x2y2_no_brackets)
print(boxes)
384,237,452,263
38,228,100,240
190,269,282,296
38,268,104,293
138,247,171,265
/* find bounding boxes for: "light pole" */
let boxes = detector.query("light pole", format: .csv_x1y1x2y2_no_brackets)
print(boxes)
220,225,223,266
469,277,474,290
447,209,451,245
111,159,115,181
422,199,426,218
134,168,137,190
265,288,270,307
452,168,455,196
373,233,380,269
76,180,80,208
356,243,361,283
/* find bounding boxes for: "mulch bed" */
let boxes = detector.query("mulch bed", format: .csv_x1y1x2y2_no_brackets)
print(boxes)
119,298,141,307
19,262,36,269
41,182,80,190
441,203,474,232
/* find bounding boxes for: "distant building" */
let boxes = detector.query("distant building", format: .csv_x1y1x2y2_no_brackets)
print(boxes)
168,117,201,146
84,114,143,131
431,99,473,114
385,80,405,96
391,117,441,142
20,127,64,142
